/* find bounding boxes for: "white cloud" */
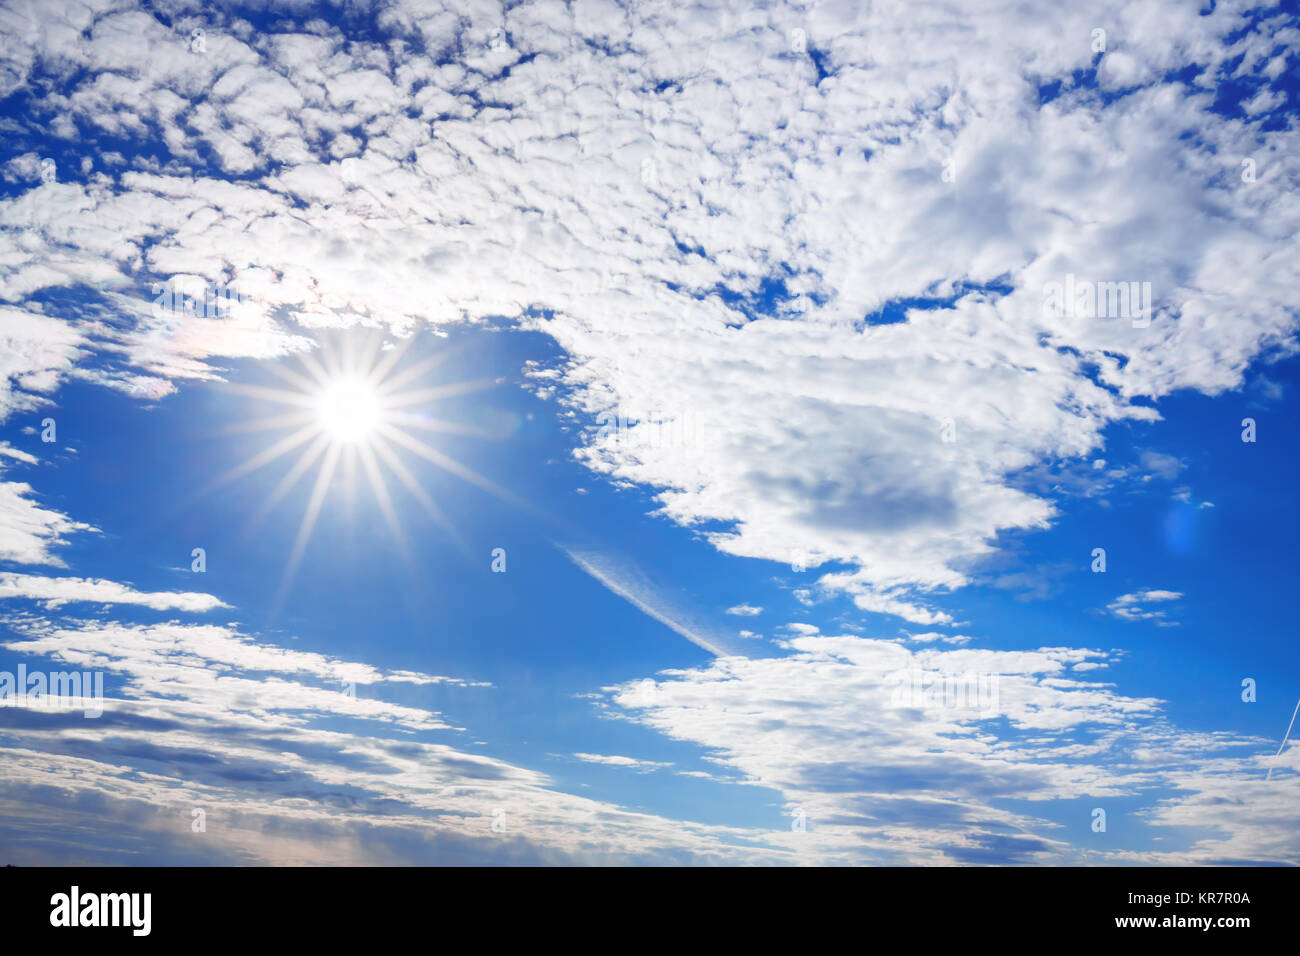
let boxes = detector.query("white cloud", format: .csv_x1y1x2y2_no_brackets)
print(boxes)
0,611,794,865
573,752,673,772
1139,451,1185,481
564,547,740,656
0,443,37,465
0,0,1293,625
905,631,974,646
725,604,762,616
1107,589,1183,623
0,572,230,612
0,306,86,420
600,630,1292,864
0,613,502,697
0,0,1296,865
0,477,98,568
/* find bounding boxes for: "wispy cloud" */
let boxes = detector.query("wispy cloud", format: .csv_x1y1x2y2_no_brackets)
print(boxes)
573,753,673,772
0,478,99,568
602,629,1295,864
563,547,739,657
0,572,230,612
0,612,782,864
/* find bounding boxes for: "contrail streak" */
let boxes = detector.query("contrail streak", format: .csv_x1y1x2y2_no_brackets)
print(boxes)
1266,696,1300,782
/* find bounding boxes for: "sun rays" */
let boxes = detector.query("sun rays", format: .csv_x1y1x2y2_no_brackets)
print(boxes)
208,332,519,600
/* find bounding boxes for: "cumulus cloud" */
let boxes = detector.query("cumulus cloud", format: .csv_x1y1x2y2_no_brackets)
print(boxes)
1106,589,1183,624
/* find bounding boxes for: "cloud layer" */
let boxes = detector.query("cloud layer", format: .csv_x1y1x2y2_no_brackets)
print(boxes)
0,0,1296,864
2,0,1295,620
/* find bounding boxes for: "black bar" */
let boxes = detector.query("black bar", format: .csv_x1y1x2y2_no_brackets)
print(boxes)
0,866,1287,942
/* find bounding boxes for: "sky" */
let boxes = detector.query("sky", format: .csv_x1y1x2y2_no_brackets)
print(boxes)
0,0,1297,865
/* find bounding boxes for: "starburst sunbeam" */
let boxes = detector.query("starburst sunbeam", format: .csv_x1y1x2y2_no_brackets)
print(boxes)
214,332,513,600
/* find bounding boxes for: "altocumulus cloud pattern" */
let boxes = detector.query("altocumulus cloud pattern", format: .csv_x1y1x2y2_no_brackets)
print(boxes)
0,0,1297,866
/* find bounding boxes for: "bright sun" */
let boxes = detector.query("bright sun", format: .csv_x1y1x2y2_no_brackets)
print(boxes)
214,333,520,602
316,376,383,444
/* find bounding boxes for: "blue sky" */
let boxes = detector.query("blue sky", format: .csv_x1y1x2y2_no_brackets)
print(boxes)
0,0,1298,865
